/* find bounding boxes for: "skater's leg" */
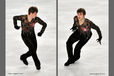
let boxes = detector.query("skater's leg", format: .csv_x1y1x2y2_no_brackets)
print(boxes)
74,35,92,61
21,34,41,70
20,34,36,65
30,35,41,70
22,51,31,58
31,51,41,70
66,31,79,59
20,34,32,65
65,31,79,66
20,51,31,63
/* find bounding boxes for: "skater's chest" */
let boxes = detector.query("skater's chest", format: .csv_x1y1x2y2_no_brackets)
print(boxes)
76,20,91,32
21,16,37,27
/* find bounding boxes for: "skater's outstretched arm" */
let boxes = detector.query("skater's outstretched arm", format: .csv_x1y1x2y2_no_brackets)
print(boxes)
35,17,47,36
70,16,78,31
13,15,23,30
90,21,102,44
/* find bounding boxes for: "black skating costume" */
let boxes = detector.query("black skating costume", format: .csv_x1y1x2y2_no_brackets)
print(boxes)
13,15,47,70
65,16,102,66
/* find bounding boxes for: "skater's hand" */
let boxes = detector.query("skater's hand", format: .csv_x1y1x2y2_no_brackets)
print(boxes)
70,28,75,32
96,37,102,45
14,25,20,30
37,32,42,36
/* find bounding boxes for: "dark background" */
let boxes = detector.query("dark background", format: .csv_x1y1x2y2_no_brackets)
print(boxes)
0,0,5,76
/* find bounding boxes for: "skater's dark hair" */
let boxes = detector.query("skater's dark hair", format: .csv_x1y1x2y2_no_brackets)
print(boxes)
77,8,86,15
28,6,38,14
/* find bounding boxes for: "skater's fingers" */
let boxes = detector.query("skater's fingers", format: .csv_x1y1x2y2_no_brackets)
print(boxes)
96,39,101,45
96,39,99,42
97,41,101,45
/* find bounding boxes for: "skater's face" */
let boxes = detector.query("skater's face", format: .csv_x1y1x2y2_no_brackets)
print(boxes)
77,13,85,20
30,12,37,19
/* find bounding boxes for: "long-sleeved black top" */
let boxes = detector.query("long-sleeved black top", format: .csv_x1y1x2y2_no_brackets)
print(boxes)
13,15,47,34
71,16,102,38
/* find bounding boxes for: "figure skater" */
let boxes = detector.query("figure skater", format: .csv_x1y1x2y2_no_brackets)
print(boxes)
65,8,102,66
13,6,47,70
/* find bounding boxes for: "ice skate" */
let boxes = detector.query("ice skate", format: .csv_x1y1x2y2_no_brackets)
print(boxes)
20,55,28,65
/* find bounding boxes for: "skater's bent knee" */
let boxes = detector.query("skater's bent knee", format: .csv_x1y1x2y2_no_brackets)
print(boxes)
66,40,73,45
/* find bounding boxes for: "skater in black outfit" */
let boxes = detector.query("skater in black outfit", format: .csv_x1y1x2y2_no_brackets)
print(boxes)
13,6,47,70
64,8,102,66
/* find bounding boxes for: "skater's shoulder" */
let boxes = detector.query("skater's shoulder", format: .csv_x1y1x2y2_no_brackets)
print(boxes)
85,18,92,23
34,17,40,20
15,14,27,17
13,14,27,20
34,17,43,21
15,14,27,19
19,14,28,20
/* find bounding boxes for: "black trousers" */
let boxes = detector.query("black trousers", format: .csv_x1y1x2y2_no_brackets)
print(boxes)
21,32,40,67
66,30,92,60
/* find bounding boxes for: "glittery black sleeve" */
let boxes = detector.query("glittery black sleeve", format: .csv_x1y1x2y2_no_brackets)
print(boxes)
13,15,23,26
35,17,47,34
71,16,78,31
90,21,102,38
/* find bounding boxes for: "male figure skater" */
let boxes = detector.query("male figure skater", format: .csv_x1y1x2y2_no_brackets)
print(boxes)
65,8,102,66
13,6,47,70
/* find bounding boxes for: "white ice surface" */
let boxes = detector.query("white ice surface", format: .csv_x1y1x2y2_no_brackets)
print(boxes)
6,0,56,76
58,0,109,76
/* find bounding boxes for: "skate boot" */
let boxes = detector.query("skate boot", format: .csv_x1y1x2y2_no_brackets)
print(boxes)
36,65,41,70
20,55,28,65
34,61,41,70
64,57,75,66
